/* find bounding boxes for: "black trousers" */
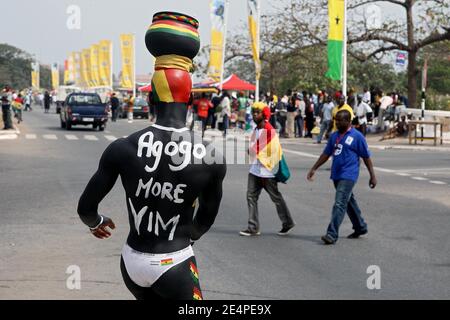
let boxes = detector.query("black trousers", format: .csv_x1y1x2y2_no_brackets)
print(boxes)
2,105,13,129
246,173,294,232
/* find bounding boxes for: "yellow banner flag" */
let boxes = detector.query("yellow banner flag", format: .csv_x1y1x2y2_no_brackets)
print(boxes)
31,62,39,89
72,52,82,87
90,44,101,87
248,0,261,80
81,49,94,87
207,0,225,82
51,63,60,90
64,59,69,84
64,54,75,85
120,34,134,89
328,0,345,41
98,40,112,87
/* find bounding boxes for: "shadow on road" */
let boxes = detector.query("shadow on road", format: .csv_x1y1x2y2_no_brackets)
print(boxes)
210,227,322,244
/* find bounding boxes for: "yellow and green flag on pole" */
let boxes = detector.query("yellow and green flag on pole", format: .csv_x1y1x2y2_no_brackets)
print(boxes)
325,0,345,81
247,0,261,81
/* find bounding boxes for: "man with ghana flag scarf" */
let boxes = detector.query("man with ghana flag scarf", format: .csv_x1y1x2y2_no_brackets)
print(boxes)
77,12,226,300
240,102,295,237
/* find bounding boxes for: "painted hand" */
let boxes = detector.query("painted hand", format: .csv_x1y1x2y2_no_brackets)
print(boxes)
90,216,116,239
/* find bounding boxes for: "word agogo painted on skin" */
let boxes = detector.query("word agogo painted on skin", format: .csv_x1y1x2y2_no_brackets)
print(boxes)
128,131,207,240
137,131,207,172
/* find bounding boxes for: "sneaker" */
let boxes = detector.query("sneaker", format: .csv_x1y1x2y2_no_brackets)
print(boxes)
347,230,368,239
239,229,261,237
321,235,336,245
278,224,295,236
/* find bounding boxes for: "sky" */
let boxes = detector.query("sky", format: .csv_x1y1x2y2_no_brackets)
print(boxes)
0,0,403,77
0,0,279,76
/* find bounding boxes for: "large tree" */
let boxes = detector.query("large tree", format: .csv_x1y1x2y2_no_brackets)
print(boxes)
224,0,449,107
0,43,51,90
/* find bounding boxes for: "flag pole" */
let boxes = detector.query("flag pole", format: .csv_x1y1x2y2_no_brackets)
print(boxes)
110,42,113,89
219,0,229,91
133,33,136,98
342,0,348,100
255,0,261,102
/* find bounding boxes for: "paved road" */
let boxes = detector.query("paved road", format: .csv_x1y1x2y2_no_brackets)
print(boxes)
1,107,449,299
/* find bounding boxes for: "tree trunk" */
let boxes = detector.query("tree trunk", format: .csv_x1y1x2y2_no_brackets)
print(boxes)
407,50,418,109
406,0,418,109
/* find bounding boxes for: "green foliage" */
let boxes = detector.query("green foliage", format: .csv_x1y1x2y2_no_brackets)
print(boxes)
419,41,450,95
0,43,51,90
225,42,407,97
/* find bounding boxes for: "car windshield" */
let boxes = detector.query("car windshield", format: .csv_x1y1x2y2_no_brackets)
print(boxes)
69,95,102,105
134,98,147,107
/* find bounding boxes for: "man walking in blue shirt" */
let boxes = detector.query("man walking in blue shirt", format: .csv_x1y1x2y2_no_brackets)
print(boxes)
307,110,377,244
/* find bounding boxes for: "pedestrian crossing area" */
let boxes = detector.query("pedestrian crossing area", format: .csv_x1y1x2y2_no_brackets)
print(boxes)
1,133,244,143
1,133,124,142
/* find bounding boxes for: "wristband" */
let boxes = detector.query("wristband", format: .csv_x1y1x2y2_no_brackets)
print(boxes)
89,215,104,231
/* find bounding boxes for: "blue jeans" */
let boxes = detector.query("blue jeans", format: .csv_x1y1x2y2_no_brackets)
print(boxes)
317,120,331,142
326,180,367,241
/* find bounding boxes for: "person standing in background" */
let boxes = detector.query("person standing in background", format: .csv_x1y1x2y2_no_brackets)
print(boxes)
44,91,51,113
110,93,120,122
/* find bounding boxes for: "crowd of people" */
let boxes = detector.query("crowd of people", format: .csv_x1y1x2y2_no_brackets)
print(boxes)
185,86,412,142
1,85,56,129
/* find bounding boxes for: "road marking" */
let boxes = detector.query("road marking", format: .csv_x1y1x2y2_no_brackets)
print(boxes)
411,177,428,181
0,134,18,140
65,135,78,140
374,167,395,173
25,134,37,139
400,167,450,172
84,135,98,141
429,181,447,185
283,148,318,159
43,134,57,140
281,149,448,188
104,135,117,141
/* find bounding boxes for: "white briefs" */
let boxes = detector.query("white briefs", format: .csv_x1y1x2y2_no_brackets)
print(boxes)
121,243,194,287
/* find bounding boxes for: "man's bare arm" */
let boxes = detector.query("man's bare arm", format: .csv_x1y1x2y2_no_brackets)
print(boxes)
362,157,377,189
307,153,331,181
77,142,120,229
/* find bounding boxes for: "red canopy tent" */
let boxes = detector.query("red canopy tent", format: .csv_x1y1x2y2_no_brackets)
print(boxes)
141,74,256,93
215,74,256,91
138,83,152,92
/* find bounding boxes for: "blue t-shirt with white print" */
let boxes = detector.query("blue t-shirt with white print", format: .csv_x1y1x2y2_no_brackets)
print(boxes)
323,128,371,182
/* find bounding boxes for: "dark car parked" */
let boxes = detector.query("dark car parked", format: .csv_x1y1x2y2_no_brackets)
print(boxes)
118,96,150,119
60,92,108,131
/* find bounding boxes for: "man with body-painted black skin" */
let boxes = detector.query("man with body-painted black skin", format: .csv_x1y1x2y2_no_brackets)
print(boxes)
77,98,226,300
